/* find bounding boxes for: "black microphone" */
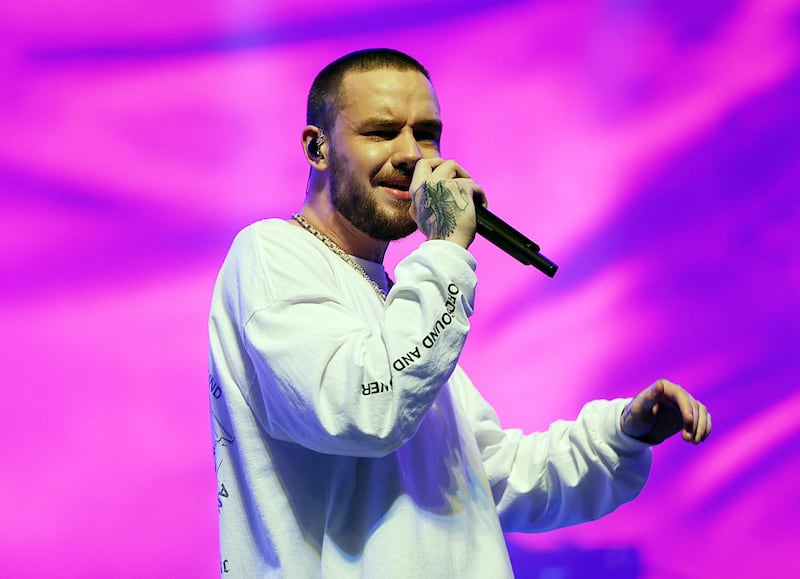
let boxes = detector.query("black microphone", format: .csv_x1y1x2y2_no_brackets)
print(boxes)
475,206,558,277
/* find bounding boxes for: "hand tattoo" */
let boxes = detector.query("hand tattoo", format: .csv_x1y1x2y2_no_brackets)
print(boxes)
419,181,469,239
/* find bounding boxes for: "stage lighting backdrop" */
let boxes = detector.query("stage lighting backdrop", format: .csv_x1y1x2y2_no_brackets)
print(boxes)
2,1,799,577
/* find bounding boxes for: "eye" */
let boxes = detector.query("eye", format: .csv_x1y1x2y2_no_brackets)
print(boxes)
415,131,441,144
364,130,398,140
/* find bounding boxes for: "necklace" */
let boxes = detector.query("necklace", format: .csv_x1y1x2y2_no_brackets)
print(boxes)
291,213,387,301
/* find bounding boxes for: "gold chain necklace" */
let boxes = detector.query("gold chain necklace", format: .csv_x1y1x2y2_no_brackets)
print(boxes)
291,213,387,301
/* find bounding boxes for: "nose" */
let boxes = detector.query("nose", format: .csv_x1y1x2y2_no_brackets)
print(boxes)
391,129,423,171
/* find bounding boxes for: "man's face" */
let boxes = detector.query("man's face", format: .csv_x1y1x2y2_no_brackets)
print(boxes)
325,68,442,241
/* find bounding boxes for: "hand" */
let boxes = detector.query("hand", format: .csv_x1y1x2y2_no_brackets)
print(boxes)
409,158,487,249
620,379,712,445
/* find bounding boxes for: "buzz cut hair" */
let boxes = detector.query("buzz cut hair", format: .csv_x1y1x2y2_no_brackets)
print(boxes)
306,48,431,132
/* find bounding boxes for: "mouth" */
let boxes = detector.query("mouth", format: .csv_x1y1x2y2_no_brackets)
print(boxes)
376,179,412,201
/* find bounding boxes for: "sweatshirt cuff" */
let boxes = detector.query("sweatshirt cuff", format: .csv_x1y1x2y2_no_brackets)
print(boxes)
418,239,477,271
599,398,654,453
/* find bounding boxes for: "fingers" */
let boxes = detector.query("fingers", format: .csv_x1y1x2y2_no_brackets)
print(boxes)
688,400,711,444
410,158,472,194
472,186,488,209
414,157,472,179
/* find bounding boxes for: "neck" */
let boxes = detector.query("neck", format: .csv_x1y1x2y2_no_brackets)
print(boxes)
295,199,389,263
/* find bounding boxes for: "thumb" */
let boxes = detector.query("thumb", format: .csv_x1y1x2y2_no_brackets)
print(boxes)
636,381,665,414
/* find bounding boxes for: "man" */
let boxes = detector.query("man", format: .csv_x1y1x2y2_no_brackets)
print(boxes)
208,48,711,577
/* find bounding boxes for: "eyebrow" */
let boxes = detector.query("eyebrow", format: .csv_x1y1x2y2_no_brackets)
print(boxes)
358,116,443,134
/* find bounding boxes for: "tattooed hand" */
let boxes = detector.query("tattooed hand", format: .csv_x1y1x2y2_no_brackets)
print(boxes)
409,158,487,249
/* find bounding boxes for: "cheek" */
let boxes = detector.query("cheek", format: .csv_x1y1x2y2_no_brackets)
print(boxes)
420,145,440,159
359,147,394,177
340,142,382,167
365,145,392,165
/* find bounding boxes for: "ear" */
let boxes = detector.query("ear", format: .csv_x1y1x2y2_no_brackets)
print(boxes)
302,125,328,170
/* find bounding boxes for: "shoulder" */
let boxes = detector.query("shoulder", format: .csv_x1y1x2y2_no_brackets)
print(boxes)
228,218,334,268
232,218,304,254
221,218,345,304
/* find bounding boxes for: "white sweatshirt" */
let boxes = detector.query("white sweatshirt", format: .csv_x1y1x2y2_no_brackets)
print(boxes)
208,219,652,578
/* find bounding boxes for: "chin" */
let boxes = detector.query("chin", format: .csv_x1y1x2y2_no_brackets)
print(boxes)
371,218,417,242
331,182,416,241
377,205,417,241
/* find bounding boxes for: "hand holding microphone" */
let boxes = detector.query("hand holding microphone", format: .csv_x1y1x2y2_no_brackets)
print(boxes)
410,158,558,277
408,157,486,250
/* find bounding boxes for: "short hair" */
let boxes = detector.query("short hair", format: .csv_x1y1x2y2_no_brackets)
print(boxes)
306,48,431,132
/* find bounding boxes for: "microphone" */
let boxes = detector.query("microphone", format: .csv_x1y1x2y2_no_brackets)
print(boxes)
475,206,558,277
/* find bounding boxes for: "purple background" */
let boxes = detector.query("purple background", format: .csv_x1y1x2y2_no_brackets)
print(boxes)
2,1,799,577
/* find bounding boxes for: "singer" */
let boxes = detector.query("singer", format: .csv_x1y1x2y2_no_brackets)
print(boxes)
208,48,711,578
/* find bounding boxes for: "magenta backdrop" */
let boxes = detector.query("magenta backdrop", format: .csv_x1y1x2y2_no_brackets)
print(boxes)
2,1,799,577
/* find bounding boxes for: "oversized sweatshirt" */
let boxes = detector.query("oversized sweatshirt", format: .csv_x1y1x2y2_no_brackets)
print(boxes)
208,218,652,578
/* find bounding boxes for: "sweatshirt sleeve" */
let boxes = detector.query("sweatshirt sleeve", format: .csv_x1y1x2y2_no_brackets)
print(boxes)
210,224,477,458
450,369,652,533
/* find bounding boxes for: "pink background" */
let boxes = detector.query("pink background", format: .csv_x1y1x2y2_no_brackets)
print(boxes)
2,1,799,577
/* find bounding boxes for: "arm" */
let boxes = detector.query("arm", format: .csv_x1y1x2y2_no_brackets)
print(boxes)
450,370,652,533
453,373,712,533
213,226,477,458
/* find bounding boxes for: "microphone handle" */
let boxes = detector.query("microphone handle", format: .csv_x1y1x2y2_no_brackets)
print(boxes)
475,206,559,277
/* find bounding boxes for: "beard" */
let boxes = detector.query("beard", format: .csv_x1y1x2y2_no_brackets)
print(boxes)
328,147,417,242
